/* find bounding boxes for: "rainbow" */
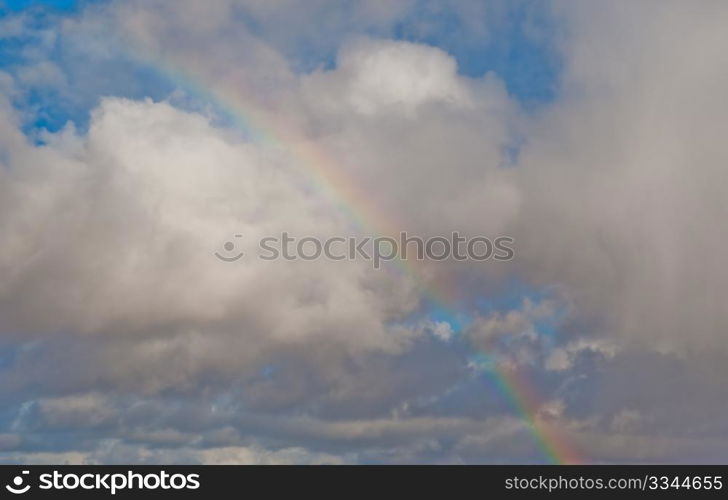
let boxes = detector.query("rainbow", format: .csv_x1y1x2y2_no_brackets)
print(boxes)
127,45,582,464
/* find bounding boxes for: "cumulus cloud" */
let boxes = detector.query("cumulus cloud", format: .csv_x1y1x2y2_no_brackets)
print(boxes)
304,38,472,116
0,94,426,395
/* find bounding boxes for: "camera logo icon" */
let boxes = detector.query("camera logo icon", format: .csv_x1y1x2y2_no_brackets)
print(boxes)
214,234,244,262
6,470,30,494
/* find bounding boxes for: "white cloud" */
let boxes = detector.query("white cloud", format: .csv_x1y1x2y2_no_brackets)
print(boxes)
307,39,472,116
0,95,425,394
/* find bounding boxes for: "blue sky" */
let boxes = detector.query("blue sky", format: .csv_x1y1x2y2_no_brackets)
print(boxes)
2,0,561,135
3,0,84,12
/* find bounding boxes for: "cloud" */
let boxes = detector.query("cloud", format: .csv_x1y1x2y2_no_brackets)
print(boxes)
0,444,347,465
0,93,430,401
304,38,472,116
511,0,728,356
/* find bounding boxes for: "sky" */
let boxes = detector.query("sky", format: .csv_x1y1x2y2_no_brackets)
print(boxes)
0,0,727,464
